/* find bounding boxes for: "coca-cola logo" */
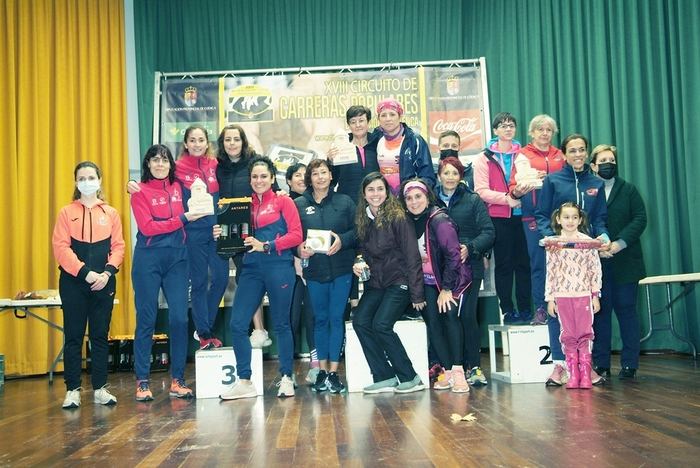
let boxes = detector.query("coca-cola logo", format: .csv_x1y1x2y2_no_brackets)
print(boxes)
432,118,479,134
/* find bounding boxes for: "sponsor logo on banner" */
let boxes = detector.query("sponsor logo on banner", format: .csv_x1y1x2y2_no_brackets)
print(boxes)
227,84,273,122
184,86,198,107
161,79,218,156
428,110,483,153
446,76,460,96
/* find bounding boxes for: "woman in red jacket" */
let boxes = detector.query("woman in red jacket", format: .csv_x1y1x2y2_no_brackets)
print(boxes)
52,161,125,409
131,145,205,401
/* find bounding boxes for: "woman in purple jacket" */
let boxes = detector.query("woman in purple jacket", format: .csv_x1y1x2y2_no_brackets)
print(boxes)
400,178,473,393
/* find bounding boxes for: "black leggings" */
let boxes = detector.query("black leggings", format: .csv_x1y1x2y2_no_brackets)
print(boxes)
291,275,315,352
460,278,482,369
422,285,464,367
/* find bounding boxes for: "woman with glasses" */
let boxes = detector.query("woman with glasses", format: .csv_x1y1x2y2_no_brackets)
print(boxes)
473,113,534,324
131,145,206,401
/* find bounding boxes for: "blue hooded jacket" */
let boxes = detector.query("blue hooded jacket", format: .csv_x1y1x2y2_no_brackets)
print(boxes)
535,163,609,238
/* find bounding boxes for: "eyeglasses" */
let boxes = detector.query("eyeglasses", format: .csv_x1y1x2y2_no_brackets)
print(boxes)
498,124,516,130
150,156,170,164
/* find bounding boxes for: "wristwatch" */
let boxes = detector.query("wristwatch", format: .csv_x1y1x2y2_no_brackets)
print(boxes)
262,241,271,254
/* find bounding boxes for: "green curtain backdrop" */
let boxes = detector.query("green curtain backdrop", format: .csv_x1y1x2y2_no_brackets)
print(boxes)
134,0,700,353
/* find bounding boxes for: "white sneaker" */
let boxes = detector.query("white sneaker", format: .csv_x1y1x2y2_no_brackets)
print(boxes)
277,375,295,398
220,381,258,400
94,385,117,405
62,388,82,409
250,329,272,348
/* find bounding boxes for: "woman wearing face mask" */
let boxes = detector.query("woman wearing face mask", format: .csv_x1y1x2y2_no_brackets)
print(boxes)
370,98,436,195
52,162,125,409
535,133,610,387
399,178,472,393
590,145,647,380
437,130,474,189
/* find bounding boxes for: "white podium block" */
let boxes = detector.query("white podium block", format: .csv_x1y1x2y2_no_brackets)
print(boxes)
345,320,429,393
488,324,554,383
195,347,264,398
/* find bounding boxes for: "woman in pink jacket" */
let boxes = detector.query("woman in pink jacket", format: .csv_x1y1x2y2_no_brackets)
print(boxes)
473,112,534,324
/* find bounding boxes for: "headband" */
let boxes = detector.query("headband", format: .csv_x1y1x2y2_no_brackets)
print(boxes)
376,98,404,117
403,180,428,197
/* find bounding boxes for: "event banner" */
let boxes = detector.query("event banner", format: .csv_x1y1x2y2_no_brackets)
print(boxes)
159,66,489,172
158,64,495,297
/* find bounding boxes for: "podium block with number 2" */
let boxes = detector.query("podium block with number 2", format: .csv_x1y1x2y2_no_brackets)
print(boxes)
195,347,264,398
488,324,554,383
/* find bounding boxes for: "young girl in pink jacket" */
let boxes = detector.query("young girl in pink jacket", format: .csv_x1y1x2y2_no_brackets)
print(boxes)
544,202,602,389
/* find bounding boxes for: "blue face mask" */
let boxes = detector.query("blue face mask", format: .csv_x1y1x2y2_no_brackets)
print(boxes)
77,179,100,196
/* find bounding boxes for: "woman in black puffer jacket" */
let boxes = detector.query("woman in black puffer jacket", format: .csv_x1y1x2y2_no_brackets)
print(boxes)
436,157,495,387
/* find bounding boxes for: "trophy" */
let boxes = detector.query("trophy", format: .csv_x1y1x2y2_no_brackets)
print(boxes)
216,197,253,257
329,130,358,165
540,237,603,249
187,178,215,215
514,157,543,188
305,229,332,254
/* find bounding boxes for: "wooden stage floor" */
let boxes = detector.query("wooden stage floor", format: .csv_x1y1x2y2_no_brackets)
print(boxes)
0,353,698,467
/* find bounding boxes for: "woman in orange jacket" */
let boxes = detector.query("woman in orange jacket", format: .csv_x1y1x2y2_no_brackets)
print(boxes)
52,161,125,409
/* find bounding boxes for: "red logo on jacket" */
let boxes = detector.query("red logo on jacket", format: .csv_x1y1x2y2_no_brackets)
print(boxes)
586,188,598,196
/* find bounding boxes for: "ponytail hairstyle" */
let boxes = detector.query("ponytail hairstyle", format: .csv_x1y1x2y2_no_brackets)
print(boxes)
550,201,589,236
181,125,213,158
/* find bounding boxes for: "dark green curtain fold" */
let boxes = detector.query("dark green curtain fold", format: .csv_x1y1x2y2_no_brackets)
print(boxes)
134,0,700,352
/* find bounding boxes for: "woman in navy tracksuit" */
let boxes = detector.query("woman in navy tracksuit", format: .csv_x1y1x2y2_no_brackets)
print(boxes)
131,145,204,401
535,133,610,387
176,125,229,350
220,156,302,400
295,159,356,393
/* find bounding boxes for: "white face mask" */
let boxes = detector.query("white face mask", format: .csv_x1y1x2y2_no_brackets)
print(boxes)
77,179,101,196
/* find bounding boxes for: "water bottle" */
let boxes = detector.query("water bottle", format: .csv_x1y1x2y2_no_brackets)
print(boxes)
354,255,370,281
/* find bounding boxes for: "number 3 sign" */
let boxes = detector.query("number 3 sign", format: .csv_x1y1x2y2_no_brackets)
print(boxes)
195,347,264,398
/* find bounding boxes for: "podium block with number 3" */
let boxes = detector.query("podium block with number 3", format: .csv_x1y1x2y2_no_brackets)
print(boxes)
195,347,264,398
